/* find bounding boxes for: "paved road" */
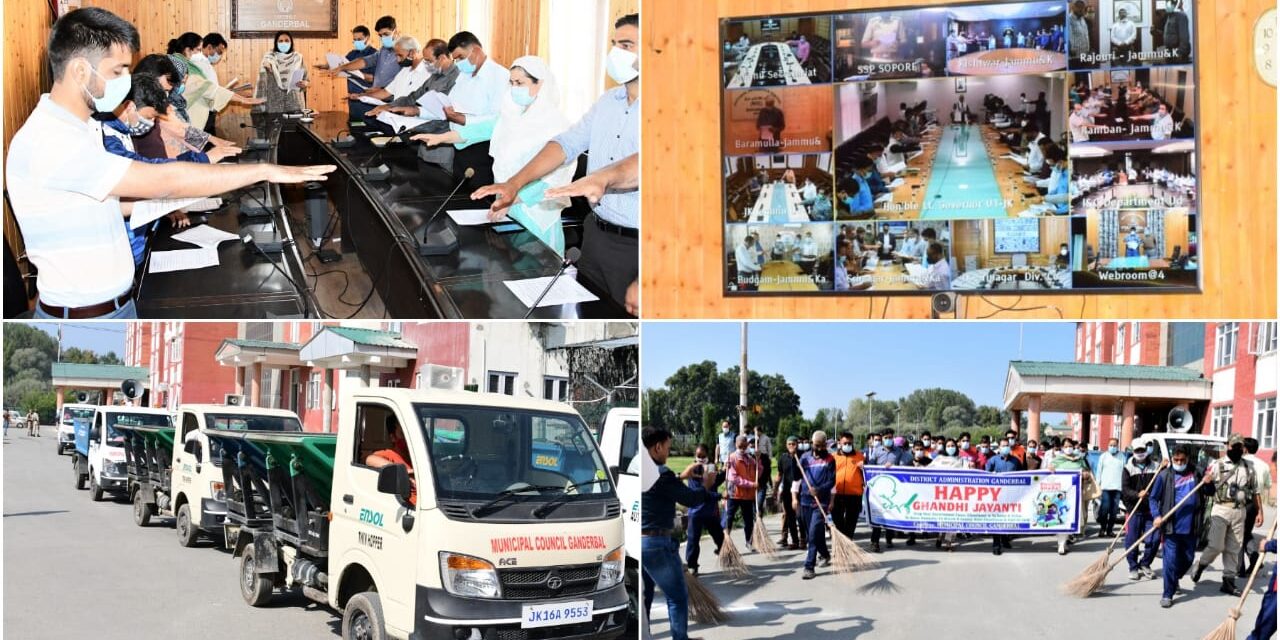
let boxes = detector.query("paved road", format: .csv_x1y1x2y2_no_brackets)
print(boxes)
649,505,1275,639
3,426,341,639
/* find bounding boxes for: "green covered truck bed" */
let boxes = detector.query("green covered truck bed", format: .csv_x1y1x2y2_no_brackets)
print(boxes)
113,423,176,449
208,431,338,499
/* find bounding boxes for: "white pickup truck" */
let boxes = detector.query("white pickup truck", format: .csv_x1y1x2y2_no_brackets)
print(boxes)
596,407,641,635
74,406,172,502
57,403,96,455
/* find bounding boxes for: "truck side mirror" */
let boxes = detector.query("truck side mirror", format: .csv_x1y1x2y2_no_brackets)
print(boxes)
90,427,101,442
608,465,620,483
376,464,412,503
184,439,203,463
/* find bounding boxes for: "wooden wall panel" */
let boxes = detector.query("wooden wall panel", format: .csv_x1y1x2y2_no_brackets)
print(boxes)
3,0,54,270
77,0,460,117
493,0,541,65
641,0,1277,319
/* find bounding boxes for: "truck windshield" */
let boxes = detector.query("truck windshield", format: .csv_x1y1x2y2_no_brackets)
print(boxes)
107,413,171,446
204,414,302,432
62,407,94,425
413,404,614,501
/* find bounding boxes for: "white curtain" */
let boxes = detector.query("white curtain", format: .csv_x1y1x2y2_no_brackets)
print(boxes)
461,0,495,57
548,0,610,122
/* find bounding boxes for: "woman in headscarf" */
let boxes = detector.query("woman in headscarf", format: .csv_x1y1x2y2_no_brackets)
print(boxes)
167,31,261,130
412,56,574,255
255,31,309,113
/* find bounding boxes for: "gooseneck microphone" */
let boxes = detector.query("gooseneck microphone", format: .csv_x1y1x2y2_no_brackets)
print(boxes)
422,167,475,234
357,126,406,181
239,122,272,150
241,234,307,304
523,247,582,319
416,168,474,257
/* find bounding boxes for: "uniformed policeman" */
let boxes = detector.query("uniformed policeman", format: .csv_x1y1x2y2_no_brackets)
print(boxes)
1192,434,1264,596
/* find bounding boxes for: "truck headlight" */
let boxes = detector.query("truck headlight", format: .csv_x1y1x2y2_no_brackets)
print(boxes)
211,481,225,502
439,552,501,599
597,547,624,590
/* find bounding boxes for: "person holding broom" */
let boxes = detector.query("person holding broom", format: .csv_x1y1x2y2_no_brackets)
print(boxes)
794,430,836,580
641,426,718,640
1121,443,1162,581
680,444,726,577
830,431,866,541
775,436,804,550
1149,445,1215,608
723,435,760,552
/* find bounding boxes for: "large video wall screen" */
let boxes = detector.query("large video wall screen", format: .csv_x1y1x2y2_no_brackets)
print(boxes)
720,0,1200,296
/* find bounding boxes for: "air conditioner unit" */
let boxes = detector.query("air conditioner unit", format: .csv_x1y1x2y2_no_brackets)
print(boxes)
426,364,464,391
224,394,246,407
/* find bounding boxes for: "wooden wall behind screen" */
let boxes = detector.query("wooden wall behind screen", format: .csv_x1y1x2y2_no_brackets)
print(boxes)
642,0,1277,319
2,0,54,266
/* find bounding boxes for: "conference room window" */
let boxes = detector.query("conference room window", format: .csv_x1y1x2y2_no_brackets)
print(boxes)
1255,398,1277,452
488,372,517,396
1210,405,1233,440
1215,322,1239,368
307,372,321,410
543,377,569,402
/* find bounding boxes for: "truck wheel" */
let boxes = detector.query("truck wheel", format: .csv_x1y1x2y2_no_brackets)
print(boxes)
176,504,199,547
133,492,153,526
239,546,275,607
342,592,387,640
89,474,104,502
73,461,86,490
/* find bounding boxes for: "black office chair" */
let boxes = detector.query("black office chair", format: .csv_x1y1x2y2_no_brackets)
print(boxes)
3,191,34,318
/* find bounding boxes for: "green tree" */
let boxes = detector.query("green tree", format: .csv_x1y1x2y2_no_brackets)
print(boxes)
699,403,718,450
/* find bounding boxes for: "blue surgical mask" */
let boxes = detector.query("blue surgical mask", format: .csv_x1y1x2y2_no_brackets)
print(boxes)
841,444,853,454
1108,446,1118,454
209,53,222,64
1000,446,1011,456
174,84,186,95
1028,447,1038,455
456,54,476,75
381,35,395,48
276,42,291,54
511,86,535,107
353,39,368,51
83,67,131,113
1172,462,1187,473
946,446,957,455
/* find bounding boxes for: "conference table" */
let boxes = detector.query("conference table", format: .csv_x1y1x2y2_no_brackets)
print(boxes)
138,111,628,319
749,181,809,222
728,42,811,88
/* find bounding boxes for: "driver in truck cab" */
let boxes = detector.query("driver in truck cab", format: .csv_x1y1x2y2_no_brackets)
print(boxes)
362,415,417,506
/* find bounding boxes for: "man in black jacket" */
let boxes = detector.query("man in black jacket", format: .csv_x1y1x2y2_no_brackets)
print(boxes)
774,436,803,549
1121,444,1163,580
642,426,717,640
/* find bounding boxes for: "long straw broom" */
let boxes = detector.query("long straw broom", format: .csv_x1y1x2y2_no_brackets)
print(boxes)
794,453,878,575
685,568,729,624
751,458,780,559
1075,460,1169,581
1199,519,1277,640
717,481,751,577
1063,474,1211,597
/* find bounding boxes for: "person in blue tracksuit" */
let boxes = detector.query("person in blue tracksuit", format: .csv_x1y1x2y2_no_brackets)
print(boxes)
1121,444,1161,580
681,444,725,575
1149,445,1214,608
1246,538,1276,640
792,430,835,580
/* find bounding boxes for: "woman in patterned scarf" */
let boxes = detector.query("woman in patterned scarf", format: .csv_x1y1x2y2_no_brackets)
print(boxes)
255,31,309,113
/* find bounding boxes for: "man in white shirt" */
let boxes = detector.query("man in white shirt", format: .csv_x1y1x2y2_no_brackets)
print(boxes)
1132,102,1174,140
1068,102,1092,142
898,227,925,262
798,231,818,258
1110,8,1138,63
442,31,510,189
1014,123,1047,172
735,235,763,290
6,8,335,319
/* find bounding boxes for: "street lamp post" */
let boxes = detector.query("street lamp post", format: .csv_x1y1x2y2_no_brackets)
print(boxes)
865,391,877,435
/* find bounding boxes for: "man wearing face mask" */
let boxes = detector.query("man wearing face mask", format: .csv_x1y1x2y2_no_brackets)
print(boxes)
1095,438,1125,539
678,444,725,576
1048,438,1091,555
793,431,835,579
6,8,336,320
324,15,404,121
371,39,459,121
1149,446,1213,608
723,435,759,552
420,31,510,190
1121,444,1161,581
474,14,641,314
342,26,378,96
1003,429,1026,464
869,429,903,552
830,432,866,542
986,438,1024,555
351,37,432,109
774,436,804,549
1192,434,1263,596
714,420,736,469
1025,439,1043,470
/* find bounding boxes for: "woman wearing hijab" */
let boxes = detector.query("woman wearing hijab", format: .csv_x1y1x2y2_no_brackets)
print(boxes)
255,31,309,113
167,32,261,130
412,56,574,255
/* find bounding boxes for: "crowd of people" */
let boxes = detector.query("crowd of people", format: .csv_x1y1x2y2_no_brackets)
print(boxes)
947,24,1067,56
1068,79,1194,143
642,421,1274,640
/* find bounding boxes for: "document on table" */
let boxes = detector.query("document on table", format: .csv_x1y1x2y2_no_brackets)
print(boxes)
447,209,508,226
375,111,428,132
504,276,599,309
414,90,452,120
148,248,220,274
357,96,385,106
129,198,203,229
172,225,240,249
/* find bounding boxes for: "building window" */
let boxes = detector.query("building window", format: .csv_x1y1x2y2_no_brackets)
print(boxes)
1131,322,1140,344
543,377,569,401
308,372,321,409
1215,323,1239,368
1168,323,1206,367
1211,405,1234,439
1118,324,1126,353
1256,398,1277,451
487,371,516,395
1256,322,1279,355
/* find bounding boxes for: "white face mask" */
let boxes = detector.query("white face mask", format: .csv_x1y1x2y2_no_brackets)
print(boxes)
606,46,639,84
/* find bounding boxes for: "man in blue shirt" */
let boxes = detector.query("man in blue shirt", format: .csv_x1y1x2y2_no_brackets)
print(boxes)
986,438,1024,555
1149,446,1213,608
641,426,717,640
344,25,378,96
475,14,640,313
323,15,402,121
791,430,835,579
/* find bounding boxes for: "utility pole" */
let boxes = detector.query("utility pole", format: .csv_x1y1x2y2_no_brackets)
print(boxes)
865,391,877,434
739,323,748,437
